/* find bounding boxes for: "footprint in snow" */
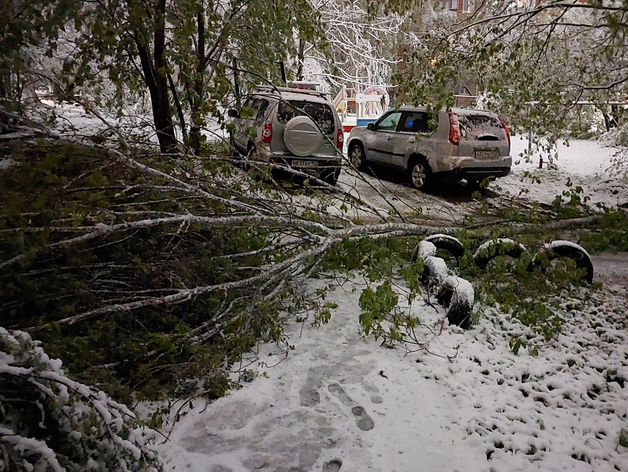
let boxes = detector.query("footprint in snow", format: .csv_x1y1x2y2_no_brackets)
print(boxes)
328,383,375,431
362,381,383,404
322,459,342,472
351,406,375,431
300,383,321,407
328,383,353,406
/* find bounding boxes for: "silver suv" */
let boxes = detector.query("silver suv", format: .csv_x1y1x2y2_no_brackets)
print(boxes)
228,86,344,185
347,106,512,190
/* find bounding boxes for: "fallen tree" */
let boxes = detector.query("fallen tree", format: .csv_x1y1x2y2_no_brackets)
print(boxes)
1,131,621,408
0,136,452,405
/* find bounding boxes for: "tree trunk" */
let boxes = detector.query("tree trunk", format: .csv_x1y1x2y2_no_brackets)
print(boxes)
603,113,614,132
0,71,9,102
296,39,305,81
152,83,177,154
610,104,622,127
168,72,187,142
189,12,206,155
135,0,177,154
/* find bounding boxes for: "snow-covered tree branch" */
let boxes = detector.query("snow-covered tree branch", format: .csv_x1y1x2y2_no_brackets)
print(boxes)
0,328,163,471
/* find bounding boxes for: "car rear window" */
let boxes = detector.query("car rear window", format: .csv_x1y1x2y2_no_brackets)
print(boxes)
458,114,505,140
277,100,335,134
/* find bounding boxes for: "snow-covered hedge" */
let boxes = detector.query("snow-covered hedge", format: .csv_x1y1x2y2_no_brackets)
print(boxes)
0,328,162,471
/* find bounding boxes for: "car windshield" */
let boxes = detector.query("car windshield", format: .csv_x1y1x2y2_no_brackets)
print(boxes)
458,114,505,140
277,100,335,134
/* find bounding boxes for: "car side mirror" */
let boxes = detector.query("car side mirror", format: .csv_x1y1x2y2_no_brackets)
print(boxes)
228,109,239,118
367,123,375,130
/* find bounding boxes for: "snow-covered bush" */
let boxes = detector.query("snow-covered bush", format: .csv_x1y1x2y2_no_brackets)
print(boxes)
597,125,628,181
599,123,628,148
0,328,162,472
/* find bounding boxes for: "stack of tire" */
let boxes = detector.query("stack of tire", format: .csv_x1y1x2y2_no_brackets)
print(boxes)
411,235,594,330
412,234,473,329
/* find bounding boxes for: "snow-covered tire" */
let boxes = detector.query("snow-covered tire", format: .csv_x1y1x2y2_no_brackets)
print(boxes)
473,238,527,269
424,234,465,258
539,240,594,284
412,235,465,263
437,276,474,329
410,240,475,330
411,240,436,263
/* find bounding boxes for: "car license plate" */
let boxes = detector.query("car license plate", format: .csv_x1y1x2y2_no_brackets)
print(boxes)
475,150,498,159
292,160,318,168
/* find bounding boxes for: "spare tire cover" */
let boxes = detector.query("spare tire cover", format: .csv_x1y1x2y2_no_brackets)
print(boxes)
283,116,324,157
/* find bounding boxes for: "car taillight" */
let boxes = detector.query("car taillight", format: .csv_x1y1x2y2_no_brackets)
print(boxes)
448,112,460,146
261,122,272,143
336,129,344,149
498,115,511,147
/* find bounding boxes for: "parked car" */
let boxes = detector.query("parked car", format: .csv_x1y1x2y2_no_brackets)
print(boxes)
228,86,344,185
346,106,512,190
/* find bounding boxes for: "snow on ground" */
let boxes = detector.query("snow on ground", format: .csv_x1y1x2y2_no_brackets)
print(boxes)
498,136,628,209
159,277,491,472
157,135,628,472
159,275,628,472
334,168,476,225
37,98,226,145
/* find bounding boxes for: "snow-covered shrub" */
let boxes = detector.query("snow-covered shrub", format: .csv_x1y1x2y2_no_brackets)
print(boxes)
597,126,628,181
0,328,162,472
599,123,628,147
564,106,606,139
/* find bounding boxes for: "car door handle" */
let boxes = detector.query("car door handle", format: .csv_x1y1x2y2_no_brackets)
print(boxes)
386,136,393,140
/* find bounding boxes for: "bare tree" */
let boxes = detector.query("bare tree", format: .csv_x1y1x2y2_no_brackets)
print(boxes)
297,0,407,88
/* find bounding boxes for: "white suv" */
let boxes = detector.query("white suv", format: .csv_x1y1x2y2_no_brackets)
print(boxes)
228,86,344,185
347,106,512,190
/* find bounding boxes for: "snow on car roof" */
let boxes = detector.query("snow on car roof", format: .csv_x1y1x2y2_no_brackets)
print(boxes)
252,87,332,104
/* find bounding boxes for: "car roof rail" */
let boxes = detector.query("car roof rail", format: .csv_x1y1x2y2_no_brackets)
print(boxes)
255,85,329,100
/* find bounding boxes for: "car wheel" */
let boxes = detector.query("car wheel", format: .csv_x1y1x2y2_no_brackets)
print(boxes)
349,143,366,170
409,158,431,190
